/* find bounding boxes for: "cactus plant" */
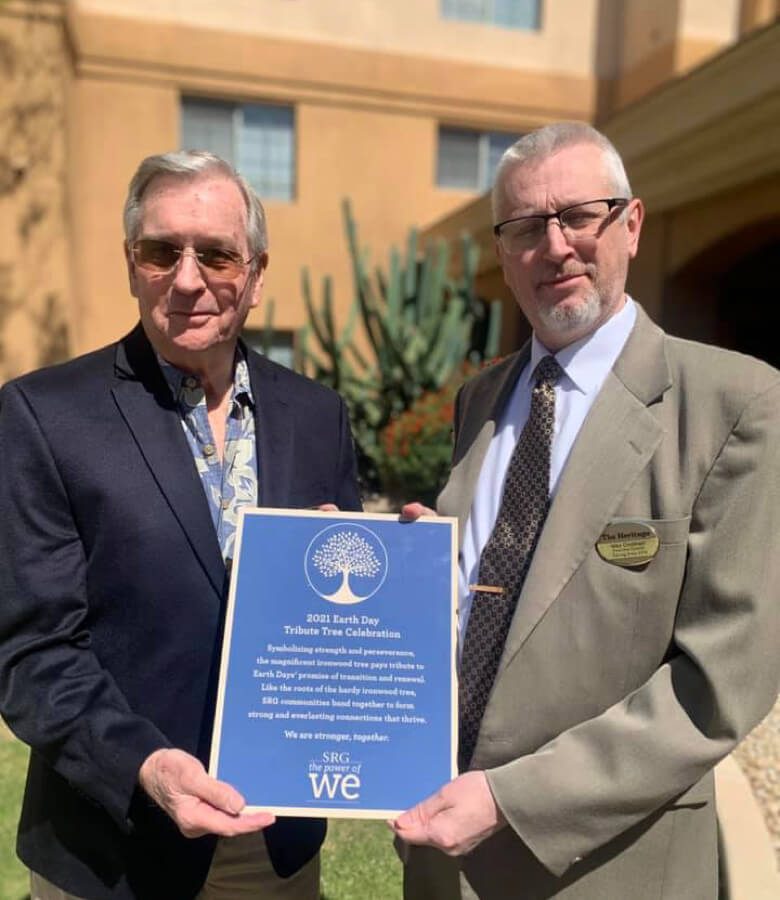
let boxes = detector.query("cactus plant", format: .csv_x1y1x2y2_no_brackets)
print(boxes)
298,199,501,492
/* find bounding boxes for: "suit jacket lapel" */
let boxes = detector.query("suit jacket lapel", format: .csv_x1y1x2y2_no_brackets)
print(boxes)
111,325,226,597
438,347,531,537
496,305,672,676
245,350,293,507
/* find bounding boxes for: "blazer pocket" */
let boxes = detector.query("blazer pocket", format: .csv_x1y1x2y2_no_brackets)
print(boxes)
592,516,691,600
601,515,691,548
643,515,691,545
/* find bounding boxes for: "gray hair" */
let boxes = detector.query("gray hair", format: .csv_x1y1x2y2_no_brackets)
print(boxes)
123,150,268,257
491,122,632,221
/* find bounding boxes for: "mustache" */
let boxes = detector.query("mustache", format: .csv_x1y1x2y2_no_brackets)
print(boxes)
538,263,594,283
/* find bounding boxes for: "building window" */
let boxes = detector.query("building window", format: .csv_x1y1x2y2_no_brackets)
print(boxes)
181,97,295,201
437,127,519,190
242,328,295,370
441,0,540,30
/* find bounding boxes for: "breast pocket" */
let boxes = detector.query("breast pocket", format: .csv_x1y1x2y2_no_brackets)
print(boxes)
596,515,691,563
645,516,691,546
591,515,691,594
588,515,692,685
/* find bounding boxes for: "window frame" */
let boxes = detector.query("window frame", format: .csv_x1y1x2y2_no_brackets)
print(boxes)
440,0,541,31
180,95,296,202
436,125,519,192
241,327,296,370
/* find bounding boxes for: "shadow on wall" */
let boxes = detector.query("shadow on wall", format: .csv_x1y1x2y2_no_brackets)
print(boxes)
0,10,71,384
662,220,780,369
0,275,70,384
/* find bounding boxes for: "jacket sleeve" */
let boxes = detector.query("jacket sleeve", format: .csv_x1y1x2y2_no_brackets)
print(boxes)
486,379,780,876
0,382,170,831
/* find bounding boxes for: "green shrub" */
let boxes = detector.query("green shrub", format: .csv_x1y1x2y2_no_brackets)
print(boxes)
376,363,480,506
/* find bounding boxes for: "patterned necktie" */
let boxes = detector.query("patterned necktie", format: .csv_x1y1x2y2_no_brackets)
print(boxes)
458,354,563,771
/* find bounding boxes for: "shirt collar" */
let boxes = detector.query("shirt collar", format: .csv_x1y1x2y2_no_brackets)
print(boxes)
157,347,255,410
527,297,637,396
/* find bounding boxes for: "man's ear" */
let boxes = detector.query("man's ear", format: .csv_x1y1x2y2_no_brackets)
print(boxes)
625,198,644,260
125,241,139,299
249,251,269,309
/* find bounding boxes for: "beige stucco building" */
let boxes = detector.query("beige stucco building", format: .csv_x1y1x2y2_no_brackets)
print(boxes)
424,7,780,370
1,0,779,886
0,0,778,377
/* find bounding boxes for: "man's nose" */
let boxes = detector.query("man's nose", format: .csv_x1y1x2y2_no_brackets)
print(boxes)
172,249,206,292
540,218,572,258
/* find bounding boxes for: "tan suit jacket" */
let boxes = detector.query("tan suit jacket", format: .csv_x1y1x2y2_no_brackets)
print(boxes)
403,306,780,899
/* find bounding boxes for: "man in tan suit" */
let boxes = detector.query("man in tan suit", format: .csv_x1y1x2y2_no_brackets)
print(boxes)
392,122,780,898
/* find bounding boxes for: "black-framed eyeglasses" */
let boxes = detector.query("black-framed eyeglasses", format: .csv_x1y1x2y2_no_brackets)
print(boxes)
130,239,255,279
493,198,630,254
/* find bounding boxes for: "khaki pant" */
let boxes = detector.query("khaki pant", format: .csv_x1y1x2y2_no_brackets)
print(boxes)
197,832,320,899
30,832,320,900
30,873,86,900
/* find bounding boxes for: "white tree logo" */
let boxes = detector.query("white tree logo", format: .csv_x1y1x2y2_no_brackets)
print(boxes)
305,525,388,604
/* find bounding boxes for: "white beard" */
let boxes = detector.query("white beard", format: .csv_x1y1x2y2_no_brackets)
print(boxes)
537,286,602,337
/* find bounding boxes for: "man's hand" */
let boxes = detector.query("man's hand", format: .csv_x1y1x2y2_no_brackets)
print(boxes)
391,771,506,856
400,502,436,521
138,748,275,838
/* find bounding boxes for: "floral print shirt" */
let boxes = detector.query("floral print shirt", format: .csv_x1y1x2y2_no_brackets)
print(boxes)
159,352,257,563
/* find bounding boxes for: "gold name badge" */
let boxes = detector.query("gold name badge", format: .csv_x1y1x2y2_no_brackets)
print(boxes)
596,520,660,568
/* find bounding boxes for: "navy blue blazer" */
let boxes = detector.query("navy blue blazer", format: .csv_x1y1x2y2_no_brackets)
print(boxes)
0,324,361,899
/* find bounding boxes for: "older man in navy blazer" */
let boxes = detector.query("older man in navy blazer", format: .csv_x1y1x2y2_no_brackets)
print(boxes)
0,151,360,899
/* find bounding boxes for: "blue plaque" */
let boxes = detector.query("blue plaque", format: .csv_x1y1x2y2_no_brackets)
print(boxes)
210,509,458,818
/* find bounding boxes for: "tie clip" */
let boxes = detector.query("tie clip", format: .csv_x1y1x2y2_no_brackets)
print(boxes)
469,584,505,595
